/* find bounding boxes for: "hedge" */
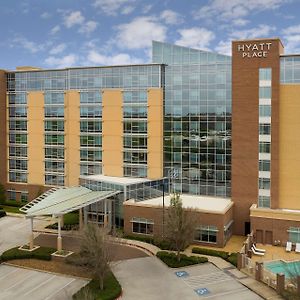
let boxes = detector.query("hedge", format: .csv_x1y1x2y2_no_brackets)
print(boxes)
73,272,122,300
1,246,56,262
3,200,24,207
156,251,208,268
192,247,229,260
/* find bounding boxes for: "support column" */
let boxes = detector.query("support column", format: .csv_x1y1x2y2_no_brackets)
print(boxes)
79,208,83,230
83,206,88,225
29,217,34,250
255,262,263,282
57,216,62,251
276,273,285,295
104,199,107,228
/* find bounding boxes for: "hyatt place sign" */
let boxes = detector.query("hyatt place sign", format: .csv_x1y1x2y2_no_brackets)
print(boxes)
237,42,272,58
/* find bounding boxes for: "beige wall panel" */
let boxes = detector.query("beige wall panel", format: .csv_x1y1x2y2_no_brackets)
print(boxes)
0,71,7,185
65,91,80,186
147,88,163,179
102,90,123,177
279,85,300,209
27,92,44,185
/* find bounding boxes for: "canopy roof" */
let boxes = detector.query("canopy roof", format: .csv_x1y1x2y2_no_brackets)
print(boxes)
20,186,120,217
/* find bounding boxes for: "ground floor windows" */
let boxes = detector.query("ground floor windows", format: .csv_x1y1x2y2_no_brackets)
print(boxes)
131,217,154,235
194,225,218,243
288,227,300,243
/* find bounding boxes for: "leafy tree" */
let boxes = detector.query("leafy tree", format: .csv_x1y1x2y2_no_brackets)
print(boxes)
78,224,112,290
0,183,6,204
165,193,197,261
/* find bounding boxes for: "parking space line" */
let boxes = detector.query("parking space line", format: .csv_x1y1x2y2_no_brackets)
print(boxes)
5,271,36,291
198,287,247,299
23,274,57,296
44,278,76,300
0,268,19,281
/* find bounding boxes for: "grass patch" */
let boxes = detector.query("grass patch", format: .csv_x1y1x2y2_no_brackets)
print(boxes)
1,246,56,262
2,200,24,207
73,272,121,300
46,212,79,230
0,205,24,214
156,251,208,268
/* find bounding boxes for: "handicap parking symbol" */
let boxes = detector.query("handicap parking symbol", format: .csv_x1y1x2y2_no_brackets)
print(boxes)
195,288,210,296
175,271,189,278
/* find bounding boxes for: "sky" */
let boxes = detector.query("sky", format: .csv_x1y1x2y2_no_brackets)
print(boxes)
1,0,300,70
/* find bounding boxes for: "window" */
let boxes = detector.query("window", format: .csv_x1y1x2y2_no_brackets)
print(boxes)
259,68,272,81
20,192,28,202
8,189,16,201
123,106,147,118
259,160,270,171
124,136,147,148
80,91,102,104
9,159,27,170
288,227,300,243
45,134,64,145
259,105,271,117
258,196,270,208
80,121,101,132
259,124,271,135
80,135,102,147
9,146,27,157
124,121,147,133
9,172,27,183
9,133,27,144
123,91,147,104
45,106,64,118
45,174,64,186
45,120,64,131
45,148,64,159
259,87,272,99
131,217,154,235
9,120,27,131
45,161,65,172
80,163,102,175
44,92,64,105
124,151,147,163
259,178,270,190
259,142,271,153
80,150,102,161
124,165,147,177
80,106,101,118
194,225,218,243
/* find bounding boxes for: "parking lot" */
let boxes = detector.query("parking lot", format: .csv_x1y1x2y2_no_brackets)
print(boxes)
113,257,263,300
0,265,88,300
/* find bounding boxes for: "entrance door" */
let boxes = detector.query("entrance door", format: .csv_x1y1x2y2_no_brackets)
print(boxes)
245,222,251,235
256,230,263,244
265,231,273,245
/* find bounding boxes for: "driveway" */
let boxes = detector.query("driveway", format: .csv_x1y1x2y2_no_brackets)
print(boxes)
112,257,263,300
0,216,51,254
0,264,87,300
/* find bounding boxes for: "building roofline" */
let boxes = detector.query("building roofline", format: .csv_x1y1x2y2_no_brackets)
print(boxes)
6,63,166,74
232,37,284,49
280,54,300,57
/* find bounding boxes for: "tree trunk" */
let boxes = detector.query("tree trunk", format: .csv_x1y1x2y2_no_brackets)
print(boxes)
100,277,104,290
177,249,181,262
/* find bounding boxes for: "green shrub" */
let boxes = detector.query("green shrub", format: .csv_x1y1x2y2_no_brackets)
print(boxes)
1,246,56,262
227,253,238,267
3,200,24,207
156,251,208,268
73,272,122,300
0,210,6,218
46,212,79,230
192,247,229,260
123,234,154,244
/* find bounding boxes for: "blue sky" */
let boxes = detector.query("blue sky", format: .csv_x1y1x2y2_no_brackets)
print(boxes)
1,0,300,69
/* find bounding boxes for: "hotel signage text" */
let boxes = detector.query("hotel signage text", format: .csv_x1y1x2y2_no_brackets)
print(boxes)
237,42,272,58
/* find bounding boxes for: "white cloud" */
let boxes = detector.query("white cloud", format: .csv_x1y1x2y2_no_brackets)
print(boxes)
214,24,276,55
79,21,98,34
193,0,288,23
230,24,276,40
232,18,249,26
93,0,136,16
64,11,85,28
116,17,167,49
142,4,152,14
11,37,46,53
45,54,77,68
121,6,135,15
49,43,66,55
87,50,143,65
282,25,300,53
41,12,51,19
175,27,215,50
160,10,183,25
50,25,61,35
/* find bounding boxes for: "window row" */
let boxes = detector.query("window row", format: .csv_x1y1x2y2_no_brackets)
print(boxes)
45,120,64,131
45,161,65,172
80,91,102,104
80,163,102,176
123,106,147,118
9,171,27,183
45,174,64,186
45,134,64,145
80,150,102,161
9,146,27,157
80,121,102,132
9,133,27,144
124,165,147,177
80,106,102,118
124,121,147,133
124,136,147,148
123,91,147,104
80,135,102,147
9,106,27,117
44,92,64,105
259,124,271,135
259,178,270,190
9,159,27,170
124,151,147,163
259,160,270,172
45,106,64,118
9,120,27,131
45,147,64,159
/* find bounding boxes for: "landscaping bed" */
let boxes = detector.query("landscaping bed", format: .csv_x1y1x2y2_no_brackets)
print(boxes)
73,272,122,300
192,247,238,267
156,251,208,268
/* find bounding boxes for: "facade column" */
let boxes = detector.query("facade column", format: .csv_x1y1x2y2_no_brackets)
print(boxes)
57,216,62,251
29,217,34,250
83,206,88,225
104,199,107,228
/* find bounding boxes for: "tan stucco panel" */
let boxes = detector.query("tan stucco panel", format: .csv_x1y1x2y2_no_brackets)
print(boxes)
102,89,123,177
279,85,300,209
65,91,80,186
27,92,44,185
147,88,163,179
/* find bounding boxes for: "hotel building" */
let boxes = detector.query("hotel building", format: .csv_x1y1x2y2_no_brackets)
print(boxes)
1,37,300,247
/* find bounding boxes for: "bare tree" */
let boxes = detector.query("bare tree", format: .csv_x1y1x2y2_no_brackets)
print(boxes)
79,224,112,290
165,193,197,261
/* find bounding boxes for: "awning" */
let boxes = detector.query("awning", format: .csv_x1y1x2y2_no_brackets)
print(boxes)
20,186,120,217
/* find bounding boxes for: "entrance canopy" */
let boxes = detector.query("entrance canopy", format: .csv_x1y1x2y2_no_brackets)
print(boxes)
20,186,120,217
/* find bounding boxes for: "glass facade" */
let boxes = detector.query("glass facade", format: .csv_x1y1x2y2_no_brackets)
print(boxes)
153,41,231,197
280,56,300,83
